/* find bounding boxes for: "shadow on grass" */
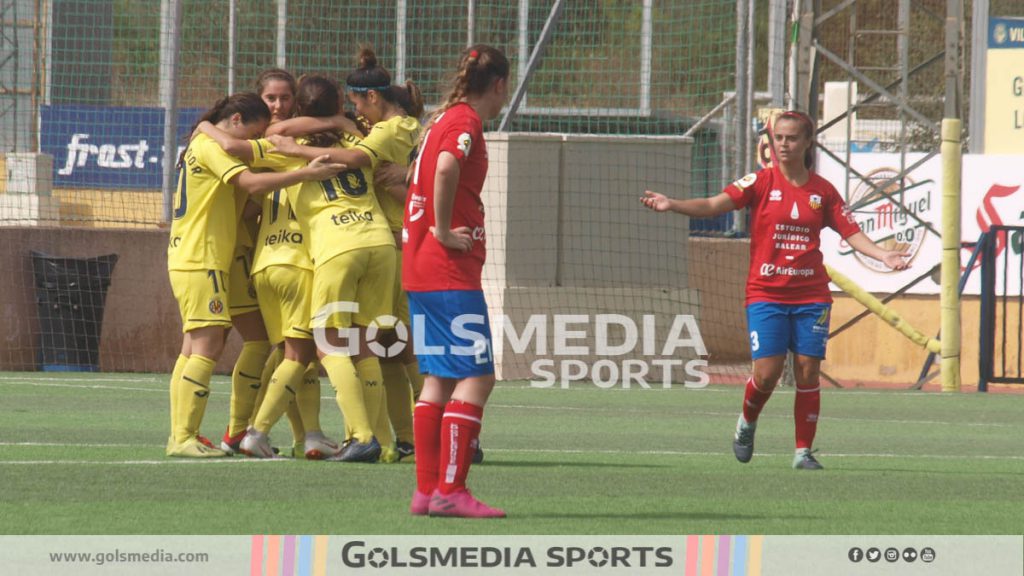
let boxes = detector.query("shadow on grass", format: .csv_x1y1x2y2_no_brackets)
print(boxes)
523,510,806,521
481,460,667,469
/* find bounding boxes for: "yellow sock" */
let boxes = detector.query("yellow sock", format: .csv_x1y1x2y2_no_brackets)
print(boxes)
296,363,322,433
356,357,390,447
286,400,305,445
321,354,373,443
252,358,305,435
404,361,424,401
250,346,283,426
174,354,215,444
169,354,188,437
382,361,413,443
229,340,271,437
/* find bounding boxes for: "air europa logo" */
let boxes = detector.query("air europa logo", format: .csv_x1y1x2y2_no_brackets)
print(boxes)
843,167,932,272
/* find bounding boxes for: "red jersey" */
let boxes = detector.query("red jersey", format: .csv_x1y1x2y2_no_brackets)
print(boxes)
725,166,861,305
403,103,488,292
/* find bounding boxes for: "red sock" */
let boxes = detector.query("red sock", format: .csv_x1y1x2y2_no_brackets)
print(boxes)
742,377,773,423
437,400,483,495
413,400,443,495
794,384,820,449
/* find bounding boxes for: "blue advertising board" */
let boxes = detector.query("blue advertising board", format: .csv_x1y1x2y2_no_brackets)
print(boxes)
40,105,204,190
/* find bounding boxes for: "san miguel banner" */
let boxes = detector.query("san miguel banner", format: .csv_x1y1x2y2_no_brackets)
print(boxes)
818,153,1024,295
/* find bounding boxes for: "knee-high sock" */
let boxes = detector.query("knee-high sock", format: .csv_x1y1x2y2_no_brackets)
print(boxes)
229,340,271,437
794,383,821,450
404,361,424,401
437,400,484,495
252,358,305,435
383,361,413,443
414,400,443,495
355,358,390,447
295,363,322,434
286,401,305,445
742,376,774,423
169,354,188,436
321,355,373,443
250,346,283,426
174,354,216,444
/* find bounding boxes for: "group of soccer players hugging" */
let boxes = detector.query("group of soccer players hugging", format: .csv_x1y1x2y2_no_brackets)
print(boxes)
166,43,513,518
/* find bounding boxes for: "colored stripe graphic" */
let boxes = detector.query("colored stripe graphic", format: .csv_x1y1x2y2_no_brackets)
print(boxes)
717,536,731,576
314,536,329,576
250,535,263,576
283,535,295,576
701,535,716,576
686,535,699,576
266,535,280,576
747,536,764,576
297,536,312,576
732,536,747,576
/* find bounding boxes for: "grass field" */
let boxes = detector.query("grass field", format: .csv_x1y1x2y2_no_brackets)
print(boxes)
1,372,1022,535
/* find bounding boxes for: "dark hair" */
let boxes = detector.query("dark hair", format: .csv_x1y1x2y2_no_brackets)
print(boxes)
344,46,423,119
775,110,816,169
254,68,297,99
346,46,391,93
180,92,270,166
390,80,425,119
429,44,510,124
294,74,344,147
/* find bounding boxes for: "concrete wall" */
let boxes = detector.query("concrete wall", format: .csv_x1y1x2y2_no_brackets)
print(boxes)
0,227,242,374
481,133,704,382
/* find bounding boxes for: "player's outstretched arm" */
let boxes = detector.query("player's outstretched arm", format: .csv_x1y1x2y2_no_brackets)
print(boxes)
233,155,345,196
266,134,371,170
265,114,361,138
196,121,255,162
640,190,736,218
845,231,910,271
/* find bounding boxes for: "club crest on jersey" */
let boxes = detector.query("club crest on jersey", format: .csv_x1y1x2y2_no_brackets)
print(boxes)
457,132,473,156
808,194,822,211
769,189,782,202
209,298,224,314
733,172,757,189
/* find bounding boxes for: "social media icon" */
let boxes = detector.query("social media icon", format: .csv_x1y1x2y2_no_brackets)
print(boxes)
866,548,882,563
903,547,918,563
885,548,899,562
920,547,936,563
848,547,864,563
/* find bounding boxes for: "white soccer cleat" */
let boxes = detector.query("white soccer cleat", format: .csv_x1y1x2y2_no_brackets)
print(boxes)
239,428,276,458
303,432,341,460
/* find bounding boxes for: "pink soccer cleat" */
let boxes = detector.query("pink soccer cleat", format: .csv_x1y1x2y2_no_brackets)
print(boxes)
409,490,432,516
428,489,506,519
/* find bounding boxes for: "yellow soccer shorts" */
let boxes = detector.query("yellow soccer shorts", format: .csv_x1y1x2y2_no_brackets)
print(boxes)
169,269,232,333
252,265,314,345
392,248,410,327
229,248,260,317
311,245,396,330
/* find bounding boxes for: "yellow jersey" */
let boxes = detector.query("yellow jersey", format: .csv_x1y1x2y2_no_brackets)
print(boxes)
247,138,312,273
167,133,249,272
356,115,421,232
291,132,394,268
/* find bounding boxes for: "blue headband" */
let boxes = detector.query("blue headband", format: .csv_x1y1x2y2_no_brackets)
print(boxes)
346,85,389,93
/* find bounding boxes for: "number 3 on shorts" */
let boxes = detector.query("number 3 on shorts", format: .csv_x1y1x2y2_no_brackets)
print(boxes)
749,330,760,352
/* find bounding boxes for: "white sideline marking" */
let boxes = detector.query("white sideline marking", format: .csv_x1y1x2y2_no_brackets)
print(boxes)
0,459,286,465
0,379,1017,429
488,448,1024,462
0,447,1022,465
487,403,1018,429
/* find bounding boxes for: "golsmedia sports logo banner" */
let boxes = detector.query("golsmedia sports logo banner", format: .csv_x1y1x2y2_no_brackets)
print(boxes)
1,535,1020,575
